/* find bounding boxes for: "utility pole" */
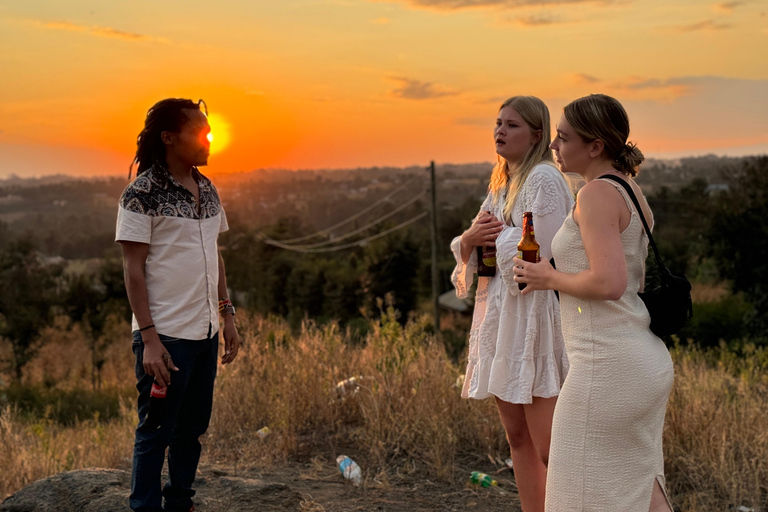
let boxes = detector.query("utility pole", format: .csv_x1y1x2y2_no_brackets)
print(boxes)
429,161,440,333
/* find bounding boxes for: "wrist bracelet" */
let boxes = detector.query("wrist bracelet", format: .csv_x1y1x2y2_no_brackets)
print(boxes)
138,324,155,332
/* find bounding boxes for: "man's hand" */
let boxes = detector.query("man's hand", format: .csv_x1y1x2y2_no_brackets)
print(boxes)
142,331,179,387
221,315,240,364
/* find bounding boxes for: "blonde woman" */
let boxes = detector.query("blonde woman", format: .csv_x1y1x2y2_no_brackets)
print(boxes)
450,96,573,512
514,94,674,511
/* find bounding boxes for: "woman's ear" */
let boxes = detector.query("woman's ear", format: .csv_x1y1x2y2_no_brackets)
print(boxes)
532,129,543,145
589,139,604,159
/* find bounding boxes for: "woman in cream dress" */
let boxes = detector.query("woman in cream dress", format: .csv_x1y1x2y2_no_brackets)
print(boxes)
450,96,573,512
513,94,674,512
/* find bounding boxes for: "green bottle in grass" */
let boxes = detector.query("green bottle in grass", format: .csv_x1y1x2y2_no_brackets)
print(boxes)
469,471,497,487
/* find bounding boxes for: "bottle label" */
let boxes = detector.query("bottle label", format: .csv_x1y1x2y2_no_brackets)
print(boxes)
481,248,496,267
150,383,167,398
518,249,540,263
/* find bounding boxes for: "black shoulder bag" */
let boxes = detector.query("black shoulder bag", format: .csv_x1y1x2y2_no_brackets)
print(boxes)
599,174,693,337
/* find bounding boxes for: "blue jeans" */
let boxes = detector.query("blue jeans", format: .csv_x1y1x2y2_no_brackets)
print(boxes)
130,330,218,512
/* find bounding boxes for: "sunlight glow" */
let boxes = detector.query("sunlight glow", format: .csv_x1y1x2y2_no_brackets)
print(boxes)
206,113,231,155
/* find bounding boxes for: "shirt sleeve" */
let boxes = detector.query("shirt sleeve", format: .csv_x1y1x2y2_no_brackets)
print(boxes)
495,225,523,296
522,166,574,261
449,192,494,299
115,205,151,244
219,208,229,233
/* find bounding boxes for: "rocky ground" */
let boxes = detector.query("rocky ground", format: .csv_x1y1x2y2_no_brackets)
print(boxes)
1,460,523,512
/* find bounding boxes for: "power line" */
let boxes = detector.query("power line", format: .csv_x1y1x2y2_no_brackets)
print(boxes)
269,175,424,244
262,211,429,253
263,191,427,249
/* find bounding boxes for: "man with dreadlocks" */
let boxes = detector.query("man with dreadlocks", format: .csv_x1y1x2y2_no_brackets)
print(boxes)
115,98,240,512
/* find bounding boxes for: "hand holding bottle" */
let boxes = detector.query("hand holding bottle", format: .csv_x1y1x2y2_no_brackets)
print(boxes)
462,211,505,248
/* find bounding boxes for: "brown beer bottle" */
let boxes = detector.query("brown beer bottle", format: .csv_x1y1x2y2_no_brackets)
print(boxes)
517,212,540,291
476,211,496,277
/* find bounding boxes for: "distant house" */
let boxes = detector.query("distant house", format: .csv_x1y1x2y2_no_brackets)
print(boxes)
439,290,473,314
705,183,729,195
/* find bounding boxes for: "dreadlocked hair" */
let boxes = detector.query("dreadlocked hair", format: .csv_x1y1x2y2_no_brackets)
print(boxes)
129,98,207,180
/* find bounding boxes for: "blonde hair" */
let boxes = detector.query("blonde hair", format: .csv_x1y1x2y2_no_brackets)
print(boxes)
563,94,644,177
489,96,555,223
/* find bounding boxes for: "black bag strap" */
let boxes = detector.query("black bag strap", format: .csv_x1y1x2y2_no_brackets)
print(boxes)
597,174,667,273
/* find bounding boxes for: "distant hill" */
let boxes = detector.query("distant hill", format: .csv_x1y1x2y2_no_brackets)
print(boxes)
0,154,761,260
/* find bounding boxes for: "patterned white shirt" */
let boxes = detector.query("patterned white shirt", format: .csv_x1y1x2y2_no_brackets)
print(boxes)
115,165,228,340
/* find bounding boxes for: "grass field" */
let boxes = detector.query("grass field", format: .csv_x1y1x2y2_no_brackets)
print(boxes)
2,308,767,511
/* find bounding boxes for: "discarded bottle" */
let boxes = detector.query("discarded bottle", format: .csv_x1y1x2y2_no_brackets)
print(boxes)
144,380,167,430
336,376,364,397
336,455,362,485
469,471,497,488
256,426,271,439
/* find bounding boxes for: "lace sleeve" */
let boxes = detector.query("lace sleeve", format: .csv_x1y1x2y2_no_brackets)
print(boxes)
520,165,574,261
495,225,523,296
449,192,493,299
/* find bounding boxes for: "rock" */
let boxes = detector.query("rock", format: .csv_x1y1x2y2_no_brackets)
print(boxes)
0,469,131,512
1,469,303,512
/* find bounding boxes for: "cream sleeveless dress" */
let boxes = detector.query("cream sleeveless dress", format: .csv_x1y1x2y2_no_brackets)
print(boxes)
546,178,674,511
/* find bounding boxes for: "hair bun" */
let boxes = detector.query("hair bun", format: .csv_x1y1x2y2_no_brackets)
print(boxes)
615,141,644,176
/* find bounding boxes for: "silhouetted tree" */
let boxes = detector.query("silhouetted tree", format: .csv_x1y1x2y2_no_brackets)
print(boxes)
0,239,63,381
708,156,768,338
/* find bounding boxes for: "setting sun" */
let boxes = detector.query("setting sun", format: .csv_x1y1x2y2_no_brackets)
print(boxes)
206,112,231,155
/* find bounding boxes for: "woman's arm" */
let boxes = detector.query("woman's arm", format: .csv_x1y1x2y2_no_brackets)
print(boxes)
449,193,503,298
514,180,627,300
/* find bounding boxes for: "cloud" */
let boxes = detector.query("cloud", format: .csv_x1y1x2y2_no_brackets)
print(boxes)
511,14,566,26
567,74,693,101
373,0,605,12
572,73,601,84
674,19,732,32
713,1,745,13
371,16,392,24
30,20,168,42
388,77,457,99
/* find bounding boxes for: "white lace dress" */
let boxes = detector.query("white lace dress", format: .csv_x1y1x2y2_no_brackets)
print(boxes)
450,163,574,403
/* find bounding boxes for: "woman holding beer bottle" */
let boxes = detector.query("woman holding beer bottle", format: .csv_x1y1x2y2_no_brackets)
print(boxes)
513,94,674,511
450,96,573,512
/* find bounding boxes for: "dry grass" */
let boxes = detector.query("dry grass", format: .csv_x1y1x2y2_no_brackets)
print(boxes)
2,309,768,510
664,342,768,511
0,401,135,498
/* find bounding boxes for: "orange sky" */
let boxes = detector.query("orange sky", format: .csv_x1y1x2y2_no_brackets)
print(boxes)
1,0,767,178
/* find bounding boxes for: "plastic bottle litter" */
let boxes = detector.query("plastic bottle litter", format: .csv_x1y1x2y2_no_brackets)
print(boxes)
336,455,362,485
469,471,498,488
335,376,364,397
256,426,271,439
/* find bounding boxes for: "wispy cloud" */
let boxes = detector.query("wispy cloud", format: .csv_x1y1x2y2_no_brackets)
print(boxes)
388,77,457,99
567,74,693,101
713,1,745,13
674,19,732,32
572,73,601,84
30,20,168,43
373,0,606,12
510,14,566,26
371,16,392,24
